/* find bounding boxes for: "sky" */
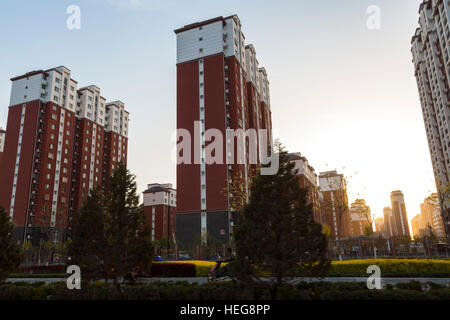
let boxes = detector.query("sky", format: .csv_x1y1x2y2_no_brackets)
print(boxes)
0,0,435,230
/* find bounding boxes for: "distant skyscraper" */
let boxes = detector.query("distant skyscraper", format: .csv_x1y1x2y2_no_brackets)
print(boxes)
143,183,177,242
174,15,273,246
411,0,450,238
349,199,372,237
390,190,411,238
383,207,394,238
411,214,423,239
374,217,385,236
0,66,129,245
318,170,351,241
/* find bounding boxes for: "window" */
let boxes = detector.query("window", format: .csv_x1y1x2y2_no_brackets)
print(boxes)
199,37,203,41
48,153,54,159
45,184,50,190
46,173,51,179
44,194,50,200
52,114,57,120
55,78,60,83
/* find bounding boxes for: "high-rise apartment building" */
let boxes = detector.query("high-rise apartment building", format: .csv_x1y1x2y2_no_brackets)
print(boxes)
349,199,372,237
411,214,423,239
390,190,411,238
420,193,446,238
143,183,177,242
288,152,321,224
174,15,273,245
411,0,450,238
0,66,129,245
318,170,351,241
374,217,385,236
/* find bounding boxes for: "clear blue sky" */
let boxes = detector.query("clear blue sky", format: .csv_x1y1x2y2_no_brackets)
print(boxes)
0,0,433,225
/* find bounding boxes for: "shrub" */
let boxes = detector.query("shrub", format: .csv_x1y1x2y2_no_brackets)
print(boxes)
162,261,219,277
1,281,450,300
17,265,66,275
395,280,423,291
150,263,196,277
323,259,450,278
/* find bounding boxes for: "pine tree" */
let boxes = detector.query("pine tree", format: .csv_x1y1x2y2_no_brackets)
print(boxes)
232,143,330,287
67,187,108,281
68,162,154,284
0,206,21,282
103,162,154,284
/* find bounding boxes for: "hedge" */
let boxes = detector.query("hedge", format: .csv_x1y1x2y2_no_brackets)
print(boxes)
0,281,449,300
165,261,224,277
323,259,450,278
159,259,450,278
17,265,66,275
149,263,196,277
9,259,450,279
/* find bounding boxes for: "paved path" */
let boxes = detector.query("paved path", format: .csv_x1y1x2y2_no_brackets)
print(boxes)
6,277,450,287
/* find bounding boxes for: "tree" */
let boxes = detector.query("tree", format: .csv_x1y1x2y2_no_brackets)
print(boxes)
232,142,330,290
67,187,109,281
0,206,21,282
103,162,154,284
68,162,154,284
436,177,450,241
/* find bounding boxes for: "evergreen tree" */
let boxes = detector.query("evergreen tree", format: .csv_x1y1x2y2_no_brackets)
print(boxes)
67,187,108,281
103,162,154,284
0,206,21,282
68,162,154,284
232,143,330,287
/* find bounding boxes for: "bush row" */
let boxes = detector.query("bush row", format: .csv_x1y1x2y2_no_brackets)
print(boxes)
1,281,450,300
11,259,450,279
323,259,450,278
149,263,196,277
17,265,66,274
194,259,450,278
